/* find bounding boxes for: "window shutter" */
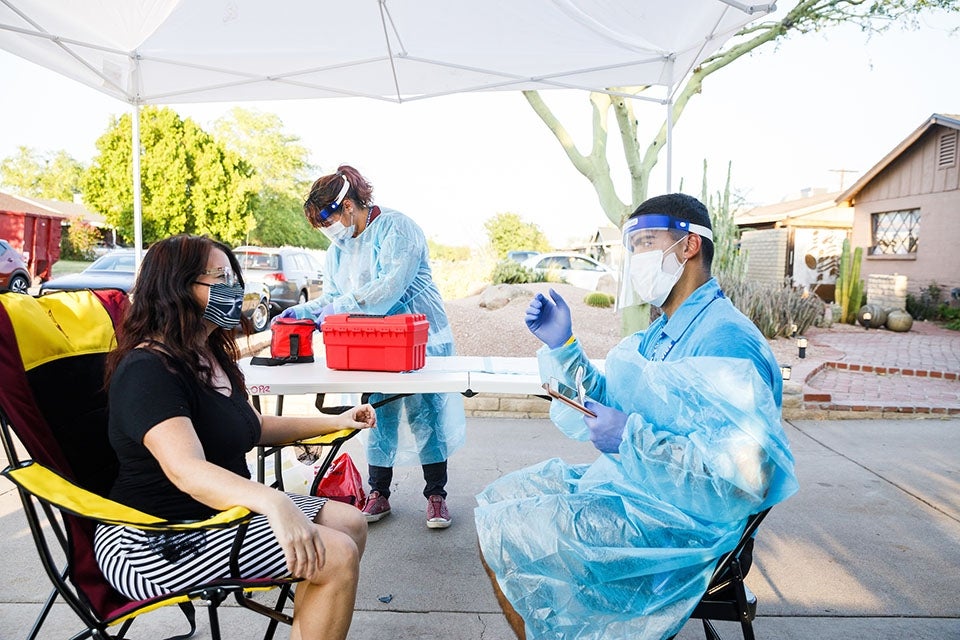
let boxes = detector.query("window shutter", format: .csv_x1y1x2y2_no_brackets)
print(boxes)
938,130,958,168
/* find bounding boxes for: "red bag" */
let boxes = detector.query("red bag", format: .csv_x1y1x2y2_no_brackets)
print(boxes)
251,318,316,366
315,453,366,507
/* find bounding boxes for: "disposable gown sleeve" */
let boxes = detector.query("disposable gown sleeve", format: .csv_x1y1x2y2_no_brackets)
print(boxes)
538,337,798,522
534,338,611,440
608,351,796,521
290,251,343,316
328,216,421,315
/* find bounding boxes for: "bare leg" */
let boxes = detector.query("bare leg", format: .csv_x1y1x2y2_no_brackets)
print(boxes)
315,499,368,556
479,545,526,640
289,525,360,640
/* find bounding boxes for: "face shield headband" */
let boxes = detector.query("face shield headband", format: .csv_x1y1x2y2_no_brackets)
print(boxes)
310,177,352,223
622,213,713,252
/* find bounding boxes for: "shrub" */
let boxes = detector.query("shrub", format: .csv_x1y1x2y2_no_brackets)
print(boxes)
491,259,544,285
60,217,100,260
906,282,944,321
721,278,824,339
940,305,960,331
584,291,615,308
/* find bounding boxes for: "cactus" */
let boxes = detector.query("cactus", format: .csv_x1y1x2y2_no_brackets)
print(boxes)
834,238,863,324
584,291,615,308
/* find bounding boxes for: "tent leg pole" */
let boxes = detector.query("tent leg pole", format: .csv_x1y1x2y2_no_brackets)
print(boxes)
132,99,144,266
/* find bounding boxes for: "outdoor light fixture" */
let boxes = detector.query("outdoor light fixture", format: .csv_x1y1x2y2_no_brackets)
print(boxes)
797,337,808,359
780,365,792,381
862,311,872,330
789,323,798,338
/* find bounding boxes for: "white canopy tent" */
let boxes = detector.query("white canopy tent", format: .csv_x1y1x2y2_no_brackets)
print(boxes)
0,0,775,257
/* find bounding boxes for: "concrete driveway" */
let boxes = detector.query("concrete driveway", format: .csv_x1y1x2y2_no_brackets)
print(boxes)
2,414,958,639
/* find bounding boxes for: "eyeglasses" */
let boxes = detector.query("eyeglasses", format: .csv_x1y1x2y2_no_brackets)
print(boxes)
199,267,238,287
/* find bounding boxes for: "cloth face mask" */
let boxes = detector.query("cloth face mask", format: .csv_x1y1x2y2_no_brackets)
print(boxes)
628,237,687,308
200,282,245,329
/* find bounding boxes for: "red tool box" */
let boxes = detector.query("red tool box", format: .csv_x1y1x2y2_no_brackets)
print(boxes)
321,313,430,371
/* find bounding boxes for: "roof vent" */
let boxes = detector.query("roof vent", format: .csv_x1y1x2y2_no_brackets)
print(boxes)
938,130,957,168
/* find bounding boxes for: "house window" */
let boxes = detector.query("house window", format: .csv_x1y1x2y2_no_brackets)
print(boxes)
939,130,958,168
870,209,920,255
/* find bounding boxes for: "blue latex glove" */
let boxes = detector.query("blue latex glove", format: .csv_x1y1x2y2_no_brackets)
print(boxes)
525,289,572,349
314,303,336,329
583,400,628,454
278,306,302,320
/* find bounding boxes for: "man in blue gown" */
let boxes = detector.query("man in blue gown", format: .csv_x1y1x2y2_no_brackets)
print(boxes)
475,193,798,639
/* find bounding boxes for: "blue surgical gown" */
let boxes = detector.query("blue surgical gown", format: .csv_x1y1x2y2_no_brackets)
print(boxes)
475,279,798,639
302,208,465,466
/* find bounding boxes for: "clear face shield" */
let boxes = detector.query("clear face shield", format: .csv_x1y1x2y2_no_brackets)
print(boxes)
616,214,713,310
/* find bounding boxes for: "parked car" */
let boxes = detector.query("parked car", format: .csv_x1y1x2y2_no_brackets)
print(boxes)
521,251,618,291
0,239,31,294
40,249,137,294
39,249,272,333
233,246,324,312
506,250,540,264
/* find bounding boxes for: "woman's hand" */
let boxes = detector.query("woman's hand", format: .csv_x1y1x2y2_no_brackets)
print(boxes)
342,404,377,430
266,494,327,582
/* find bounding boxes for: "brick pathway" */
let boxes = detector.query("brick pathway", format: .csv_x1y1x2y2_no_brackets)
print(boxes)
800,321,960,416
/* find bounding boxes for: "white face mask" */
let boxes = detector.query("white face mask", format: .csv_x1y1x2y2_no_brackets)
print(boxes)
628,237,687,308
321,218,355,242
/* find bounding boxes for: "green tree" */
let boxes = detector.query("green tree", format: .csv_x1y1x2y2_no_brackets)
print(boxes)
81,106,257,246
60,216,101,260
246,191,328,249
428,239,472,262
213,107,313,197
483,212,551,259
1,146,84,201
212,107,325,248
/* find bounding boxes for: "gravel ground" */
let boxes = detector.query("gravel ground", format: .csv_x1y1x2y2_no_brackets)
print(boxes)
445,282,623,358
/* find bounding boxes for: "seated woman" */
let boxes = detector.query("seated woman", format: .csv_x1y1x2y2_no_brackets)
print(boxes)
94,234,376,640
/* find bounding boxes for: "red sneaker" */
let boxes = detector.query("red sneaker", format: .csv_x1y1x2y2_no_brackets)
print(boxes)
361,491,391,522
426,495,451,529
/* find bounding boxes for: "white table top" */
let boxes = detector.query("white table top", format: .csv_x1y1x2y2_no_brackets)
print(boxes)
240,355,547,397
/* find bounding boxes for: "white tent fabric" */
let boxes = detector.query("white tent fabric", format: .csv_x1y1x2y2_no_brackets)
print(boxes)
0,0,774,255
0,0,773,104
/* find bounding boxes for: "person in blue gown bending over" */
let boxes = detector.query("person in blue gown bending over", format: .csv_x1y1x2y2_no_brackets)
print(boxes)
475,193,798,639
281,165,465,530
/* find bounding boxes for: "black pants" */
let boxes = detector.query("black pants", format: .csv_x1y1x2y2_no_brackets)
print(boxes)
368,461,447,499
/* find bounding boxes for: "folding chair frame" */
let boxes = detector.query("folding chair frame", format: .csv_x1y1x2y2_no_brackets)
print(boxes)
0,290,301,640
253,391,408,496
2,413,297,640
686,508,772,640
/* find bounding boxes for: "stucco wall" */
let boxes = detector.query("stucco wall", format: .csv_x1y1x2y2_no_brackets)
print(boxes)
851,126,960,297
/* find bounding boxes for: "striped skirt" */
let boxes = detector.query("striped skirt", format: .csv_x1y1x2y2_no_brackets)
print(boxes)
94,493,327,601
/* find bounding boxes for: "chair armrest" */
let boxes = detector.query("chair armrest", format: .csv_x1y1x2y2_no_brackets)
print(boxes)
2,460,253,531
284,428,359,447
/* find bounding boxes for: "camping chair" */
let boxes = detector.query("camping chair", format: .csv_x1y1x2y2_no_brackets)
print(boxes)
254,392,407,496
0,289,297,640
681,508,772,640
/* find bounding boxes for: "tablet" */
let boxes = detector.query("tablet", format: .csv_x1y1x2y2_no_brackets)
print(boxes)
542,377,596,417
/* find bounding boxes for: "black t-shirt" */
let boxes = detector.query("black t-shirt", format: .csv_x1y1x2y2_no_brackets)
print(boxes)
108,349,261,521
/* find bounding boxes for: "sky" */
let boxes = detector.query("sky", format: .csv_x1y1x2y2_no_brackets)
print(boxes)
1,6,958,249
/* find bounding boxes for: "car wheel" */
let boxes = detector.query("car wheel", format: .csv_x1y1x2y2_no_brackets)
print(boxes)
298,291,308,305
251,299,270,333
8,274,29,294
